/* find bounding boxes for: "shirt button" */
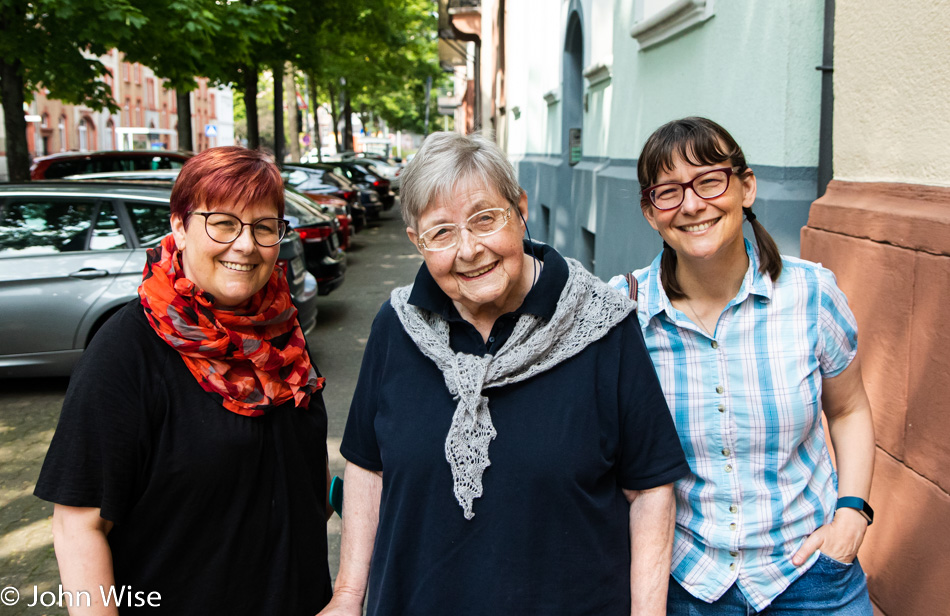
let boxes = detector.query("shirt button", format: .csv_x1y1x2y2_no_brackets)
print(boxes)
711,340,718,349
718,404,725,413
729,505,738,514
716,385,724,394
722,448,731,456
730,551,739,557
729,563,736,571
725,464,733,473
729,523,737,531
488,336,495,343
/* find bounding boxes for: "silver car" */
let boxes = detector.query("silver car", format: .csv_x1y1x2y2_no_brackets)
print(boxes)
0,181,318,377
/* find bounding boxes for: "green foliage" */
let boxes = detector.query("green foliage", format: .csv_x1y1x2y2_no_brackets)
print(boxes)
1,0,443,163
120,0,291,92
307,0,446,134
0,0,147,110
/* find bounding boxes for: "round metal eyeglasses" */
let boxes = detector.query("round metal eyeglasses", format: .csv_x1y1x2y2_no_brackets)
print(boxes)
642,167,735,210
192,211,289,247
417,207,512,252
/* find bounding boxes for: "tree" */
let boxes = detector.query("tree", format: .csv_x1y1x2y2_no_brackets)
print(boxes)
118,0,288,152
307,0,446,143
0,0,146,181
283,62,300,161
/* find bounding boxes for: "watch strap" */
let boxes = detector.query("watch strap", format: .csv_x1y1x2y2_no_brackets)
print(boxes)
836,496,873,526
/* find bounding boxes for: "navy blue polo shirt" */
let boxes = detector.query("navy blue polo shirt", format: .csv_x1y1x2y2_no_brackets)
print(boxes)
341,241,688,616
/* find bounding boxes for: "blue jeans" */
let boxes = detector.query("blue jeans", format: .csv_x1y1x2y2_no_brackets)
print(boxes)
667,554,873,615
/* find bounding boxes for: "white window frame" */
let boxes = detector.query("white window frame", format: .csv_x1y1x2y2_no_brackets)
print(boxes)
78,121,88,151
630,0,715,50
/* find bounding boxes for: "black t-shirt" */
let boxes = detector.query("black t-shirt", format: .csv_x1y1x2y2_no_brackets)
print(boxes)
34,301,332,615
341,242,689,616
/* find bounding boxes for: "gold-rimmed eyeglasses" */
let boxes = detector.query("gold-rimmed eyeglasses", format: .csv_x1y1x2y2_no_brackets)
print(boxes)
192,211,289,247
417,207,512,252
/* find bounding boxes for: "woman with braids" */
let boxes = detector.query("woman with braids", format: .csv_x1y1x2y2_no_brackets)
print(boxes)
610,117,875,614
35,147,332,615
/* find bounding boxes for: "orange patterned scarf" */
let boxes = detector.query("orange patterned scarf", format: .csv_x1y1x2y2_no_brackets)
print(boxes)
138,233,323,416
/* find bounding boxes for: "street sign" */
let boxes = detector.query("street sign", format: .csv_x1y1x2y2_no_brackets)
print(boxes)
205,124,217,138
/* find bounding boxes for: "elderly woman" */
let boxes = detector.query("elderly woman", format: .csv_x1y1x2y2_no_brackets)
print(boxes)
319,132,689,616
611,117,875,614
34,147,332,615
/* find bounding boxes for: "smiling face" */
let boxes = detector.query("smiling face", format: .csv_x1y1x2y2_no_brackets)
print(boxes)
407,176,531,323
171,200,281,309
643,153,756,267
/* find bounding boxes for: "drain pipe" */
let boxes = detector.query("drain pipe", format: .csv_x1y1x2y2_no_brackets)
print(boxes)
816,0,835,197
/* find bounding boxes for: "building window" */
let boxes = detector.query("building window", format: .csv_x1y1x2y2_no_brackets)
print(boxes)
58,115,67,151
79,122,88,151
209,93,216,118
135,102,142,126
123,99,131,126
147,77,155,109
106,120,115,149
123,62,130,82
630,0,715,50
134,64,141,84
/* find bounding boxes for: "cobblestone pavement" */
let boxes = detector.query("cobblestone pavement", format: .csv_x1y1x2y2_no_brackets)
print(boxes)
0,207,420,615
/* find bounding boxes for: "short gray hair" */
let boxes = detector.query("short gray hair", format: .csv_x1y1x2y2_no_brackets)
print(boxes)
400,132,523,230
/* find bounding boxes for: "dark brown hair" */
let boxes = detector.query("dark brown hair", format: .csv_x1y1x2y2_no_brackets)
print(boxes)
637,117,781,299
170,146,284,225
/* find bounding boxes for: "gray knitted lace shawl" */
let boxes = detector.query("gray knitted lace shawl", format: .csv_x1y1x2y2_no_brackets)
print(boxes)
390,257,635,519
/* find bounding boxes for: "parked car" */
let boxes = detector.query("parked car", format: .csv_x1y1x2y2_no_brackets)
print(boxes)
31,150,192,180
296,163,384,219
354,157,402,194
280,165,368,233
280,168,354,249
340,151,404,166
331,161,395,209
283,189,347,295
295,193,353,250
0,181,318,377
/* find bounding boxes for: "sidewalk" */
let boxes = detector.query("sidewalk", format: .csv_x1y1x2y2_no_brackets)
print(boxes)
0,377,68,615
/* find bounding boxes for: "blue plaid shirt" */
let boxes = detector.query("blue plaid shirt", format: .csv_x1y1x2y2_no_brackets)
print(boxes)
609,240,858,610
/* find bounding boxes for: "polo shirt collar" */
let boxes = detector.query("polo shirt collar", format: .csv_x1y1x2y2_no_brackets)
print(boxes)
642,239,773,322
407,240,568,323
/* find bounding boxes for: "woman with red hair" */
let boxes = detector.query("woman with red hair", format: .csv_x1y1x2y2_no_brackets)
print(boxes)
35,147,333,615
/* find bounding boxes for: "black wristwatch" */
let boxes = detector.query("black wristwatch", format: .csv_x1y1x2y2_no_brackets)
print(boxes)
836,497,874,526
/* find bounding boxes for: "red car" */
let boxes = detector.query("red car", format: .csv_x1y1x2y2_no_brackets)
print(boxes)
295,192,352,251
31,150,192,180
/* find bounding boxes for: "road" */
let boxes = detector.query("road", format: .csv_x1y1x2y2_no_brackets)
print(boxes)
0,205,421,614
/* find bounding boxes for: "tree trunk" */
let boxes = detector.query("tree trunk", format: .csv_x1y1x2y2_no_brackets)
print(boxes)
342,91,354,154
327,83,341,153
358,107,371,137
243,63,259,149
176,90,193,152
0,57,30,181
273,63,284,162
284,62,300,162
308,74,321,162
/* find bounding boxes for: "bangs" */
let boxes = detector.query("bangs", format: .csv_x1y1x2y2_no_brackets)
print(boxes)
198,166,284,217
638,117,746,190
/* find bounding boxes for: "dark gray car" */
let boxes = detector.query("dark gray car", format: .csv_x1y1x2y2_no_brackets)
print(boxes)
0,181,318,377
